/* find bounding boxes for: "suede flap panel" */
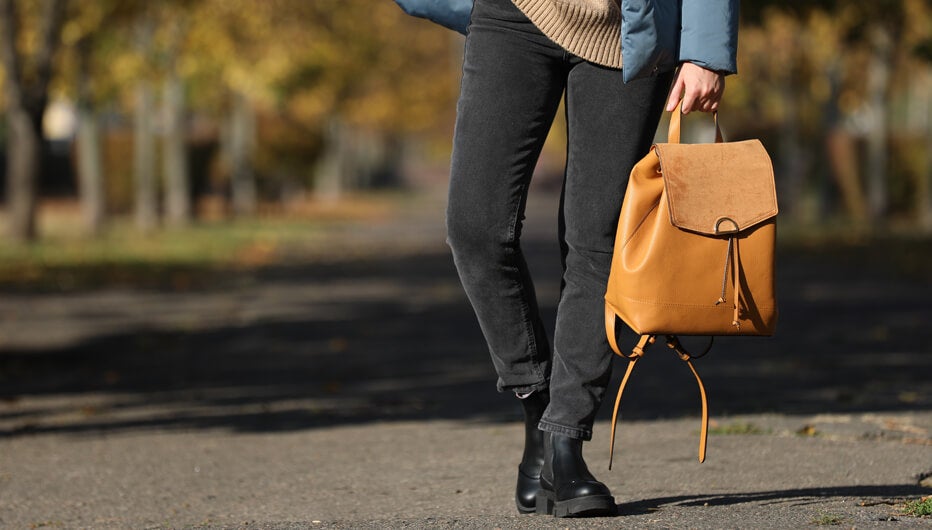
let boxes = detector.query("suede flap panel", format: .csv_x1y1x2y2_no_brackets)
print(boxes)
655,139,777,235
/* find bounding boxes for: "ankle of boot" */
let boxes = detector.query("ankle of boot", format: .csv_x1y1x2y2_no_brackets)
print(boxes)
518,391,549,467
550,434,607,494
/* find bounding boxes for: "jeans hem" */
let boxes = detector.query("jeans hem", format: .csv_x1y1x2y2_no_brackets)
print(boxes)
538,419,591,441
499,380,549,395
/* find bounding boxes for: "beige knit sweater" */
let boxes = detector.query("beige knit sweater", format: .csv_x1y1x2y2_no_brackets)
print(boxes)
511,0,622,69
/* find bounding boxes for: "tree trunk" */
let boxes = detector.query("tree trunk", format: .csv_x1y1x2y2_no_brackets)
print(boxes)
0,0,67,243
75,39,105,236
4,108,41,242
162,72,191,226
313,117,350,202
910,67,932,233
134,81,158,233
229,91,257,216
777,84,808,223
825,130,869,223
822,58,869,224
865,25,893,222
76,104,105,236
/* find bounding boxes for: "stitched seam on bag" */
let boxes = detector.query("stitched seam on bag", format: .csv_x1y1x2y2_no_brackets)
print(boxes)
620,200,661,249
616,294,776,310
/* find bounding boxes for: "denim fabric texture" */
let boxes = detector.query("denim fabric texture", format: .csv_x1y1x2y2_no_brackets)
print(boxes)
446,0,671,441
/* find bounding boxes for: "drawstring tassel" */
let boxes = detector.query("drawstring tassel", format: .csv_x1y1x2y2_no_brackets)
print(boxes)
715,238,733,306
715,236,742,330
731,238,741,330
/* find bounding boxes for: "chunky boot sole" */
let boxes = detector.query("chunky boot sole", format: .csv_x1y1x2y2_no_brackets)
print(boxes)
535,489,554,515
553,494,617,518
536,488,616,517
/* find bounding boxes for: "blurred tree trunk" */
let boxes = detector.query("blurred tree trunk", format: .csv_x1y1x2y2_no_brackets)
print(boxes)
229,91,257,216
75,38,105,236
313,117,350,201
133,18,158,233
823,59,869,224
911,67,932,233
162,71,191,226
134,81,158,232
777,77,809,223
826,130,869,223
0,0,67,243
923,116,932,234
865,25,893,222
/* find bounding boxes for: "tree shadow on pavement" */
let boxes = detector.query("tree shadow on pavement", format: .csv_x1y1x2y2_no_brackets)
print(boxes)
0,233,930,438
622,483,928,514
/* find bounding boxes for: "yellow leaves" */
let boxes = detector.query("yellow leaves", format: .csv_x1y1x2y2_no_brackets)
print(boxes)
732,2,931,125
287,90,336,126
60,1,105,46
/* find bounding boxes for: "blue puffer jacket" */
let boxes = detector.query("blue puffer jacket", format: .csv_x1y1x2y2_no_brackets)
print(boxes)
394,0,474,34
394,0,738,83
621,0,738,82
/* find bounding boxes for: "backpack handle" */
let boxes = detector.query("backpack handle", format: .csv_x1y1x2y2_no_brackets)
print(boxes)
667,100,724,144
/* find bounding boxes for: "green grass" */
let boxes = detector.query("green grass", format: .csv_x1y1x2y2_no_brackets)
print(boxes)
0,191,419,292
812,513,844,526
904,497,932,517
708,421,770,435
0,217,326,292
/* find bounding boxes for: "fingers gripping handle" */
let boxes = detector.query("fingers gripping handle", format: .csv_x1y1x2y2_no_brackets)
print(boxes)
667,100,724,144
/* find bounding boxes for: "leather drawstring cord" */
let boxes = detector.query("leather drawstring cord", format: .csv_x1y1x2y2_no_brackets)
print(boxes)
608,334,711,468
608,334,652,470
714,236,743,330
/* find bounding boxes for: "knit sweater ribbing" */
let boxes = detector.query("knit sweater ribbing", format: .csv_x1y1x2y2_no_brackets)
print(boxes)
510,0,622,69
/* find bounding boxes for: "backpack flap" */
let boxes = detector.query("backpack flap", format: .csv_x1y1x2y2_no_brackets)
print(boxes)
654,140,777,235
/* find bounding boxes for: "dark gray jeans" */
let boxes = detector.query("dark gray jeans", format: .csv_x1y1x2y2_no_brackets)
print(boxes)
447,0,672,440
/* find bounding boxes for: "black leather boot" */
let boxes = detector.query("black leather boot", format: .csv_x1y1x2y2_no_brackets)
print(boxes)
537,432,616,517
515,391,549,514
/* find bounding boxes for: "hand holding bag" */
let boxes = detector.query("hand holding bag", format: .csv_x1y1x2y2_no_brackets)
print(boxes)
604,103,778,467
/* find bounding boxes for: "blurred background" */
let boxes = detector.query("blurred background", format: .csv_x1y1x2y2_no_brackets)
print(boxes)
0,0,930,244
0,0,929,436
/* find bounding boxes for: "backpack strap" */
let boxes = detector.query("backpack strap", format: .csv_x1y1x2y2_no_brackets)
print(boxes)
608,334,653,470
605,307,713,467
666,336,710,463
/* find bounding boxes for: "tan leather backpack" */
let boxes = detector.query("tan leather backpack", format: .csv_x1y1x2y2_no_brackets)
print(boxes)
604,105,778,467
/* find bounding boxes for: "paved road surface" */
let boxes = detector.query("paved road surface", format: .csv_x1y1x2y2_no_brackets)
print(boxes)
1,190,930,528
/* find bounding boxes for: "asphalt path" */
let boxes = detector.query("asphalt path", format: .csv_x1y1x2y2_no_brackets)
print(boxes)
0,190,930,528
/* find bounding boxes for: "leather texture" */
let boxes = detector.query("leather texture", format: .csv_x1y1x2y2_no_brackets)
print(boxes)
604,106,778,337
607,334,709,465
538,433,617,517
658,140,777,236
515,391,548,514
603,104,778,465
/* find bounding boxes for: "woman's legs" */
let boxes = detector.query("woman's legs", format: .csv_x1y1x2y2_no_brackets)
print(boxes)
447,3,566,512
450,0,671,442
447,0,565,395
540,64,672,440
447,0,672,516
